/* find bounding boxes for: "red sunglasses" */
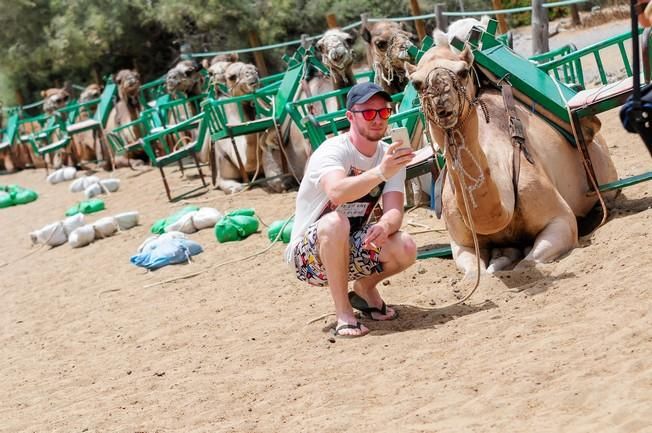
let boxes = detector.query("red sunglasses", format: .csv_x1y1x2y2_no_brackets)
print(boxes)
349,107,393,121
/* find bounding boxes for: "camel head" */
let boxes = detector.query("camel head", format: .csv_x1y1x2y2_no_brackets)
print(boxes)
315,29,356,87
406,36,476,130
207,53,239,89
115,69,141,105
79,83,103,103
41,88,71,114
224,62,260,96
166,60,205,96
361,20,416,94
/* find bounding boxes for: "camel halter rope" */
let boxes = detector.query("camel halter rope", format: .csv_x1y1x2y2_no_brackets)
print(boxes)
419,65,489,304
373,34,413,88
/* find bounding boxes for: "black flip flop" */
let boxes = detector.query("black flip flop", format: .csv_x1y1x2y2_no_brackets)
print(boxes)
348,291,399,321
332,321,369,338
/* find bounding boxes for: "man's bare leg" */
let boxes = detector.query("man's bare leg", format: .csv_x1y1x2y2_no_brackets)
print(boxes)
352,231,417,320
318,212,369,337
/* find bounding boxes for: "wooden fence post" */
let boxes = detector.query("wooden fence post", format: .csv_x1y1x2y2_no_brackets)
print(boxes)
434,3,448,32
409,0,426,40
491,0,509,34
361,13,373,68
326,13,338,29
532,0,549,55
248,31,269,77
570,4,581,26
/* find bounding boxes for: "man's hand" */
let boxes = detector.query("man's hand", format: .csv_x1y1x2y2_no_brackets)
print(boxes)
363,220,391,250
377,141,415,180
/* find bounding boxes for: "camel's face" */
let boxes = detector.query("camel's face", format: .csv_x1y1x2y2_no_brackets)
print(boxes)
166,60,204,95
41,88,71,114
362,21,415,70
315,29,355,72
115,69,141,99
408,41,475,129
207,53,239,88
225,62,259,96
79,84,103,103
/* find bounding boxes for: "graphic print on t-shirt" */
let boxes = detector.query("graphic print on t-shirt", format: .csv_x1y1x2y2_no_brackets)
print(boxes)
318,166,384,231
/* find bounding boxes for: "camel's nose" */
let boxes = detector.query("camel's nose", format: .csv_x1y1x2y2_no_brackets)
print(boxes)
330,47,346,62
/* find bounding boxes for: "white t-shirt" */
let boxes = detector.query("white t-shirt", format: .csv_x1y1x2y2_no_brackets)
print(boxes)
284,133,406,263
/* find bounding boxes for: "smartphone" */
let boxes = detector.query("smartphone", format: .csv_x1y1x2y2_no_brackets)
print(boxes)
389,126,411,149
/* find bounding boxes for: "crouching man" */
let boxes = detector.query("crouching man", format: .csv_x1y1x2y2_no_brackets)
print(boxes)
285,82,417,338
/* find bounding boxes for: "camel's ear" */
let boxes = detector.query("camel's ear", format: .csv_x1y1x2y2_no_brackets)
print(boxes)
315,39,325,54
201,59,210,69
361,25,371,44
460,45,474,66
433,29,448,47
40,90,46,98
404,62,417,78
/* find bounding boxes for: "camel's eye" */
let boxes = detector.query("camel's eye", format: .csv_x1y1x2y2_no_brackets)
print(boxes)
457,69,469,81
375,40,388,51
412,79,423,92
227,74,237,81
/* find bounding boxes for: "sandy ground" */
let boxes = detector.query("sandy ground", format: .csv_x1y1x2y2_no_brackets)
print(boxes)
2,19,652,433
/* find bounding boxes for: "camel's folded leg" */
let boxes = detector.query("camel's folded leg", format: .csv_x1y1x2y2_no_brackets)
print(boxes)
487,247,522,273
451,240,490,278
519,215,578,266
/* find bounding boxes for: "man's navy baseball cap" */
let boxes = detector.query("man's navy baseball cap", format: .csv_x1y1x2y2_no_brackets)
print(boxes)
346,82,392,110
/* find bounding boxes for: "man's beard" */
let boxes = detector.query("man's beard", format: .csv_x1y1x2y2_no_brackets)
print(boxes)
361,128,386,142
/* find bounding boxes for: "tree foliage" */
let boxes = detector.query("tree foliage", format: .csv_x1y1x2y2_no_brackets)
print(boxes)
0,0,593,107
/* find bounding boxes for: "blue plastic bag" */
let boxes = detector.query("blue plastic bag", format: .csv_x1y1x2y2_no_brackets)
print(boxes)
130,237,203,270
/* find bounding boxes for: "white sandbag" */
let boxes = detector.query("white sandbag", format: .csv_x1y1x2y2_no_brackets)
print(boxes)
160,231,188,241
192,207,222,230
68,224,95,248
29,222,67,247
62,166,77,181
92,216,118,238
46,168,66,185
84,182,103,199
62,213,85,236
99,178,120,193
136,231,187,253
164,212,197,234
114,211,139,230
71,175,101,193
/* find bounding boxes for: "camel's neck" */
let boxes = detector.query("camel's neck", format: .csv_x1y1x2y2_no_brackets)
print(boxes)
432,108,514,234
330,68,355,90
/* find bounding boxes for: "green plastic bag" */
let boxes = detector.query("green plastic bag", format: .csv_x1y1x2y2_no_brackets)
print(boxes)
227,208,255,217
267,219,293,243
0,184,38,207
66,198,106,216
13,189,38,205
214,214,259,243
150,205,200,234
0,192,12,208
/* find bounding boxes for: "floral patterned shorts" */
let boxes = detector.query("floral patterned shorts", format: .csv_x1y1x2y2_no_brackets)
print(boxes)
291,222,383,287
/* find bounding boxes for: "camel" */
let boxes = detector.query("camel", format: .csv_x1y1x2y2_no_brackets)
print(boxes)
315,28,356,89
166,60,205,98
206,53,239,94
361,20,416,94
105,69,145,167
204,61,268,193
258,28,360,188
405,36,618,276
72,83,104,163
